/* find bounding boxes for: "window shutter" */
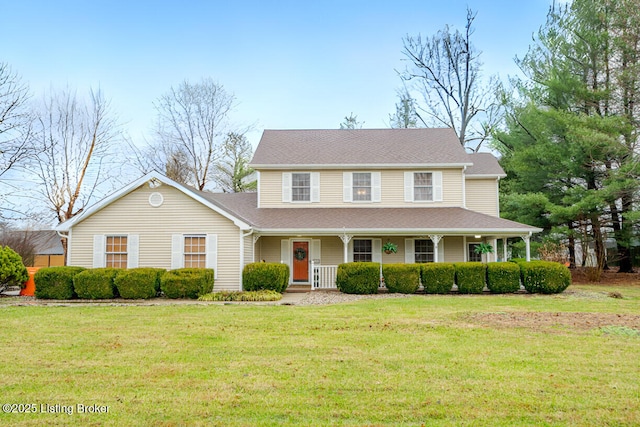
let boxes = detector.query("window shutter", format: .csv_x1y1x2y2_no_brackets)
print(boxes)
433,171,443,201
280,239,289,264
282,172,292,203
280,239,291,283
404,172,414,202
311,239,321,263
93,235,105,268
128,234,139,268
311,172,320,202
206,234,218,279
372,238,382,263
372,172,381,202
405,239,414,263
171,234,183,270
343,172,352,202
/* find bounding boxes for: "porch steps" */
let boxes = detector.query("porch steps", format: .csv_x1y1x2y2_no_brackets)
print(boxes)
285,285,312,293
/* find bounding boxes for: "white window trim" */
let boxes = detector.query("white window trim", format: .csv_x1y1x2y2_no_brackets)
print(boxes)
343,172,381,203
404,171,443,203
282,172,320,203
348,238,382,262
93,234,139,269
405,238,445,263
171,233,218,278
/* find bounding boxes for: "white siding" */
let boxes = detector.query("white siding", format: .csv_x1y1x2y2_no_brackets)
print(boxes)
259,169,464,208
465,179,499,217
69,185,242,291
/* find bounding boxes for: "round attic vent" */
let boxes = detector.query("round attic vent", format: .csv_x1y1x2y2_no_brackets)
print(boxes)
149,192,164,207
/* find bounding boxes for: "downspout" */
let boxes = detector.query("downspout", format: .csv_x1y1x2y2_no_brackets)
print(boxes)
56,230,69,265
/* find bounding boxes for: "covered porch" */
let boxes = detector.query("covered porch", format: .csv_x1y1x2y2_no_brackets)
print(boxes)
251,232,535,291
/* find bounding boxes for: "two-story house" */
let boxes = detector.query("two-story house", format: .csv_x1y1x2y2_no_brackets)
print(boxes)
56,128,540,291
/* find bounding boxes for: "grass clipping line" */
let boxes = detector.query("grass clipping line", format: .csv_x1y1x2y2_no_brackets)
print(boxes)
198,290,282,302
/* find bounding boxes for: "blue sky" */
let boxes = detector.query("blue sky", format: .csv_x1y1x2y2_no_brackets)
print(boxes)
1,0,555,148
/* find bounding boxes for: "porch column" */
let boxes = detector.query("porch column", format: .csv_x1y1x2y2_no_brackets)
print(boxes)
428,234,443,263
521,233,531,261
503,238,508,262
339,233,353,263
493,239,498,262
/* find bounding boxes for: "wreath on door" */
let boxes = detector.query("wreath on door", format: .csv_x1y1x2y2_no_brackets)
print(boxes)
294,247,307,261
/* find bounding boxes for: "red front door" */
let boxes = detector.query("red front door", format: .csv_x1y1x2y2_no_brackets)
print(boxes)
292,241,309,282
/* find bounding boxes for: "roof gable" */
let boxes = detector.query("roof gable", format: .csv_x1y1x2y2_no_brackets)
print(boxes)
250,128,472,168
55,171,251,232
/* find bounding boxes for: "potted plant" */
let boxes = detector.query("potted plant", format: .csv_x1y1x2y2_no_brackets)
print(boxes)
382,241,398,254
474,242,494,261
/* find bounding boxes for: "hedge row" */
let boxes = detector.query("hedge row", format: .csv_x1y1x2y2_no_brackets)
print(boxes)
34,266,214,300
335,261,571,295
242,262,289,293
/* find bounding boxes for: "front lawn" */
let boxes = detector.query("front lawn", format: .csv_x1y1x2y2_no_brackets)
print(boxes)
1,284,639,426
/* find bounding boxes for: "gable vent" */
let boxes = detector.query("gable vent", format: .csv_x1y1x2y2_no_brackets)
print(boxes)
149,192,164,207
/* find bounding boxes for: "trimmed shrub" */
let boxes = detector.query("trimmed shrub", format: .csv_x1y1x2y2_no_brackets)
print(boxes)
114,267,165,299
454,262,486,294
421,263,455,294
0,245,29,292
382,263,420,294
198,290,283,302
486,262,521,293
161,268,214,299
336,262,380,295
521,261,571,294
73,268,121,299
242,262,289,292
34,266,86,299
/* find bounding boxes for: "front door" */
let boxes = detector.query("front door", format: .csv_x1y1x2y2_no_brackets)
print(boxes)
292,241,309,282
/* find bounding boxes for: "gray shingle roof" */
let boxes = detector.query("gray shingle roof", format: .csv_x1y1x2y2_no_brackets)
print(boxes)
199,192,538,234
466,153,506,177
250,128,472,168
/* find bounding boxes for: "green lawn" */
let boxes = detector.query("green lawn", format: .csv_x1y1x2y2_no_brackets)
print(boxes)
1,285,639,426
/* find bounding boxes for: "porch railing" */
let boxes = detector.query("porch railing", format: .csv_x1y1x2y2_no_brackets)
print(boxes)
312,262,338,290
312,262,390,290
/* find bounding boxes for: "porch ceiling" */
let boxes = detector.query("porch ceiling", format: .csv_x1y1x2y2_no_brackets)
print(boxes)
199,192,541,236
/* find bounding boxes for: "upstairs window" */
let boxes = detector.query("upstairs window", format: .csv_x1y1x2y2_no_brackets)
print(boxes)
404,171,443,202
343,172,381,203
282,172,319,203
291,173,311,202
352,173,371,201
413,172,433,201
106,235,128,268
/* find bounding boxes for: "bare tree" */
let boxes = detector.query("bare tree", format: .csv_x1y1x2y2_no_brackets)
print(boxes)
401,8,499,152
0,223,36,267
0,62,32,178
0,63,33,220
215,132,256,193
31,88,121,227
153,78,235,190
